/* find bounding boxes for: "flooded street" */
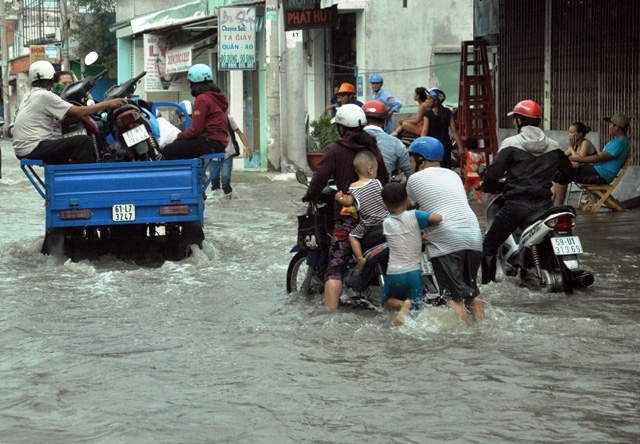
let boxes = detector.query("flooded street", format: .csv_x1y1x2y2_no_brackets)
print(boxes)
1,141,639,443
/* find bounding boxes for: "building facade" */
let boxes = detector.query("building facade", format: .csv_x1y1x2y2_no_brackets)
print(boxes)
477,0,639,203
112,0,474,171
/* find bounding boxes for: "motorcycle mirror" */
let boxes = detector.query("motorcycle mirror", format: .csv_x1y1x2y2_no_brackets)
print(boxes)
295,169,309,186
85,52,99,66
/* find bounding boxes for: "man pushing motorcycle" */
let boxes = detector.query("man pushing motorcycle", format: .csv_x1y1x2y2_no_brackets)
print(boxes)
12,61,126,164
481,100,576,283
303,104,389,309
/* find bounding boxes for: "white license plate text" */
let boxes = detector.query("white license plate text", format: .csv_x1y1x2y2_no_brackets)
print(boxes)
112,204,136,222
550,236,583,255
122,125,149,147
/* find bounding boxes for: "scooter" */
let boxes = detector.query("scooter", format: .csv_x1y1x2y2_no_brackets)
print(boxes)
485,195,594,294
59,68,113,162
103,72,161,161
286,170,441,308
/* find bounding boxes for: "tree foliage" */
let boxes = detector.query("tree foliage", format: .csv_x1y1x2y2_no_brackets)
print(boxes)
69,0,117,70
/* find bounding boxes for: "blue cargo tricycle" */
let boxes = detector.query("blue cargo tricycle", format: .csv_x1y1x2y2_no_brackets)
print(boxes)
21,153,223,261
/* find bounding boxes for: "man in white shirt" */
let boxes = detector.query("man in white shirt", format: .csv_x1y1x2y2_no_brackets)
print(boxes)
406,137,484,324
13,61,125,164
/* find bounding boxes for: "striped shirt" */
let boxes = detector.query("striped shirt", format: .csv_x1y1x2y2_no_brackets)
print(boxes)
406,167,482,258
349,179,389,238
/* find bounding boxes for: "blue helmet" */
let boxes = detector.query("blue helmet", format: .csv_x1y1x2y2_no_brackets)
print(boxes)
407,137,444,162
427,88,445,104
369,74,383,83
187,64,213,83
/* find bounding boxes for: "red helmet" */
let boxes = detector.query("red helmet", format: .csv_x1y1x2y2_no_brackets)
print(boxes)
507,100,542,119
361,100,388,119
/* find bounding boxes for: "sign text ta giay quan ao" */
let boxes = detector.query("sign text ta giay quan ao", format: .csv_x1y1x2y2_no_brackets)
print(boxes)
218,7,256,71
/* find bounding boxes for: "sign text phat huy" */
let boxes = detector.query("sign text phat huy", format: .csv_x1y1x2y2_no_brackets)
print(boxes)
283,0,338,31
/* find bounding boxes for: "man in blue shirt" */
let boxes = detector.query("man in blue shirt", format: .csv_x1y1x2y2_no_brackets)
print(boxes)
553,113,631,205
370,74,402,134
361,100,412,181
336,83,362,108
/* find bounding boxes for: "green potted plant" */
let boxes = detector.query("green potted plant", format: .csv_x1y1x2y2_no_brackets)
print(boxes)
307,115,339,170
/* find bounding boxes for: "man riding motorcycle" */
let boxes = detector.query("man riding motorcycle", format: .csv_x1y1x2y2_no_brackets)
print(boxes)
362,100,412,181
481,100,576,283
303,104,389,309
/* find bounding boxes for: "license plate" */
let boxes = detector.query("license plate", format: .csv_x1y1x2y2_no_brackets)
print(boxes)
112,204,136,222
421,252,434,274
63,128,87,138
550,236,583,255
122,125,149,147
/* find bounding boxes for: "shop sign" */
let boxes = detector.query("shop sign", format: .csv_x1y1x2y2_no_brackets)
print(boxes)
143,34,190,92
284,0,338,31
219,7,257,70
30,45,60,64
165,46,192,74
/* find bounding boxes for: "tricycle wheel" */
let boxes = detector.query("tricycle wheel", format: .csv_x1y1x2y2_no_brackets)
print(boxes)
168,223,204,261
41,228,65,256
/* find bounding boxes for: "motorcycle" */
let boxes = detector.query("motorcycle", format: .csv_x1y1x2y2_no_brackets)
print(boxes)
485,194,594,294
286,170,441,308
59,68,113,162
102,72,161,161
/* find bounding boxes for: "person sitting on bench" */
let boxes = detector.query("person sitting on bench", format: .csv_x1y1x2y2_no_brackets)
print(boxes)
553,113,630,206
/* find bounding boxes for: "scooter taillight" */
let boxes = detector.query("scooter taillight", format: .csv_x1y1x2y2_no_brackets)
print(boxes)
545,214,575,230
118,110,139,127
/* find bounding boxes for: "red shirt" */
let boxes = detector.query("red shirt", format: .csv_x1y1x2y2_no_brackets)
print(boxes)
177,91,229,145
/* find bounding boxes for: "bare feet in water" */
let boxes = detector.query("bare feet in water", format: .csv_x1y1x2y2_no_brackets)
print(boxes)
394,299,412,326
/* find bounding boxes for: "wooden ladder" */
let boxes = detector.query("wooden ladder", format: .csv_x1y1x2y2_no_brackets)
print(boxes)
458,39,499,161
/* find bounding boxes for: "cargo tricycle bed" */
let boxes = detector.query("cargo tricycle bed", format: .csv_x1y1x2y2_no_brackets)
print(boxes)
20,153,224,261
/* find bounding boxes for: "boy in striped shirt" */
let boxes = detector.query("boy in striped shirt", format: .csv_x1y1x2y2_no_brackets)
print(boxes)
335,151,389,274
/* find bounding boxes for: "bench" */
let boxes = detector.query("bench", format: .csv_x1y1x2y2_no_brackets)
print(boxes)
576,156,632,212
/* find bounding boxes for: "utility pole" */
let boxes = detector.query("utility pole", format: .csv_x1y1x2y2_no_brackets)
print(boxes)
284,29,307,169
59,0,70,70
1,0,12,139
265,0,281,171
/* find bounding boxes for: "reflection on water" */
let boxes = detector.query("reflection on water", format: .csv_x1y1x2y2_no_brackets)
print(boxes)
1,144,639,443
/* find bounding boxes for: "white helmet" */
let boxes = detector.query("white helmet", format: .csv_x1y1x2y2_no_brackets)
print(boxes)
331,103,366,128
179,100,193,116
29,61,56,84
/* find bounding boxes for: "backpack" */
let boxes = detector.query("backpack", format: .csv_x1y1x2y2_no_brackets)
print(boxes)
228,118,240,157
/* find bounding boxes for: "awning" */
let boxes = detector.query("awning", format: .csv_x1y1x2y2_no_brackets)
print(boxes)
129,1,207,34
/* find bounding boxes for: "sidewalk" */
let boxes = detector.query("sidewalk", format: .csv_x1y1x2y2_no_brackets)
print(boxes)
468,197,640,258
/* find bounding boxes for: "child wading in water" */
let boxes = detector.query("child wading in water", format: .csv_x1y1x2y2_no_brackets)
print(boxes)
336,151,389,275
381,182,442,325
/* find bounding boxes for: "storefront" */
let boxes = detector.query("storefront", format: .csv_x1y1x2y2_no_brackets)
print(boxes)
112,1,265,167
